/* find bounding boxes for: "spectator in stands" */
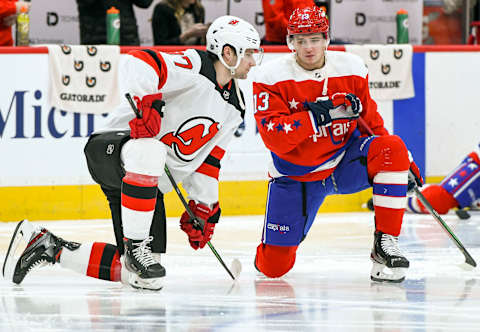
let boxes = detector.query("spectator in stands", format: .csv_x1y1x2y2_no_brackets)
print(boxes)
0,0,30,46
152,0,207,45
76,0,153,45
262,0,313,45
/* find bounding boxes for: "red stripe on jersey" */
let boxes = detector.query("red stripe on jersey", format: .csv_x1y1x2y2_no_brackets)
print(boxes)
122,195,157,211
210,146,226,160
196,163,220,179
128,50,168,90
110,250,121,282
87,242,106,279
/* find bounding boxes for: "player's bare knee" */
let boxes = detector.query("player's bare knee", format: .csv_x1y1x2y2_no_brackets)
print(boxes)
121,138,166,176
255,244,297,278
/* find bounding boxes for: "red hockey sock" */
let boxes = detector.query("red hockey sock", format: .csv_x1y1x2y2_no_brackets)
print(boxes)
368,135,410,236
59,242,121,282
86,243,122,281
255,244,298,278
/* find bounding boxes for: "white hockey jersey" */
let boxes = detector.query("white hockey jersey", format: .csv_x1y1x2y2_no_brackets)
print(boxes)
100,49,245,204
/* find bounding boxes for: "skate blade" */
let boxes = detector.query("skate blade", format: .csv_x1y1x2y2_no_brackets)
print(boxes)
370,261,407,283
120,258,164,291
2,220,34,282
128,273,163,291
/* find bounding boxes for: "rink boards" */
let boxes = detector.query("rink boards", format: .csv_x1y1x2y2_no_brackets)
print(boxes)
0,46,479,221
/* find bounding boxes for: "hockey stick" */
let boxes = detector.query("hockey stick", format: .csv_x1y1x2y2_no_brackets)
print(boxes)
125,93,241,280
357,116,477,268
163,166,241,280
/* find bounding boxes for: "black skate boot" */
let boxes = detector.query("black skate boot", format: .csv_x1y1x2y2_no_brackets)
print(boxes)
370,231,409,283
2,220,80,284
122,236,166,290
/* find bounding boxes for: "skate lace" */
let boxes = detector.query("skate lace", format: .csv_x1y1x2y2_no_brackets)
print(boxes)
132,236,156,267
380,234,403,257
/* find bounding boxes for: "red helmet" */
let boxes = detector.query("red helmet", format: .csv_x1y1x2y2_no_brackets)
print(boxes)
287,6,329,36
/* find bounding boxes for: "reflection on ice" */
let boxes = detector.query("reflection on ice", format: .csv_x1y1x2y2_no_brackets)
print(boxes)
1,212,480,331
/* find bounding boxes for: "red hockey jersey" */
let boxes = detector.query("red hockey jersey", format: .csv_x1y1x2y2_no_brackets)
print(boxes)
253,51,388,182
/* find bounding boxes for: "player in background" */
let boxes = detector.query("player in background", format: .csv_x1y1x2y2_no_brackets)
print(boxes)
252,6,423,283
2,16,263,290
405,144,480,215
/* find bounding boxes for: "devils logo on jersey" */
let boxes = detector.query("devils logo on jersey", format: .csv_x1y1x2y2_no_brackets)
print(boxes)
161,117,220,162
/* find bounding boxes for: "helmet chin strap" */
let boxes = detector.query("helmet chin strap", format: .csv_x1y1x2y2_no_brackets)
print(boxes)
220,54,242,77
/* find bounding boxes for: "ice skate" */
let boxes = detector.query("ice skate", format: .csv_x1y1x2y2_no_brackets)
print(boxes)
2,220,80,284
370,231,409,283
122,236,165,291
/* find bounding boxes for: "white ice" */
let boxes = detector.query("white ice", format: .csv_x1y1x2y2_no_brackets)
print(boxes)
1,211,480,332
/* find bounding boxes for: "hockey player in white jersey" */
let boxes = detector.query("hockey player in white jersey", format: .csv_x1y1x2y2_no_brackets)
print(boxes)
2,16,263,290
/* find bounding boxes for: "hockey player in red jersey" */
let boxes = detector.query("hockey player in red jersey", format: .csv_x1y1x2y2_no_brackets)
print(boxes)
253,7,423,283
2,16,263,290
406,144,480,215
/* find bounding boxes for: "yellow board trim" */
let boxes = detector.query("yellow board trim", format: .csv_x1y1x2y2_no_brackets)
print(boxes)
0,176,444,222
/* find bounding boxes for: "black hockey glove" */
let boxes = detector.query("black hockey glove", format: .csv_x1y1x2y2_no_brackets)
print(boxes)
407,151,424,192
304,93,362,128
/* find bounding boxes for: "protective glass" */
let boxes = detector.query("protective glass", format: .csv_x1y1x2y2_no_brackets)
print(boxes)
245,48,264,65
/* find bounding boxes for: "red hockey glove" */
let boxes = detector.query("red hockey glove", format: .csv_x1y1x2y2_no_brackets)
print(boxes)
179,200,221,250
408,151,424,192
129,93,165,138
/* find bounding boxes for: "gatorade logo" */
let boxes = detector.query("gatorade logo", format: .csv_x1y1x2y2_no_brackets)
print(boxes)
370,50,379,60
61,45,72,55
113,18,120,29
86,76,97,88
100,61,111,72
62,75,70,86
381,64,391,75
393,49,403,59
87,46,97,56
74,60,84,72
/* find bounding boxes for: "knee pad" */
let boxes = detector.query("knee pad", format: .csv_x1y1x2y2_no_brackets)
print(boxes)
255,244,298,278
367,135,410,178
121,138,166,176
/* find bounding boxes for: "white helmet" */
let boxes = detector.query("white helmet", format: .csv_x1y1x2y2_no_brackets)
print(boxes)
206,15,263,74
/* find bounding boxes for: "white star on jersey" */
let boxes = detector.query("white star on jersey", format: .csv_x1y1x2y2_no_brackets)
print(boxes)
288,98,299,109
284,123,293,134
468,163,478,170
448,178,459,187
266,121,275,131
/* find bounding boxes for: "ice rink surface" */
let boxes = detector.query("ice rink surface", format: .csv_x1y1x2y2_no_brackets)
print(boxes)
1,211,480,332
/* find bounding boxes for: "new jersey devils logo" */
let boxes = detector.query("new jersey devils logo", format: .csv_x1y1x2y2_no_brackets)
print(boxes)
161,117,220,162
